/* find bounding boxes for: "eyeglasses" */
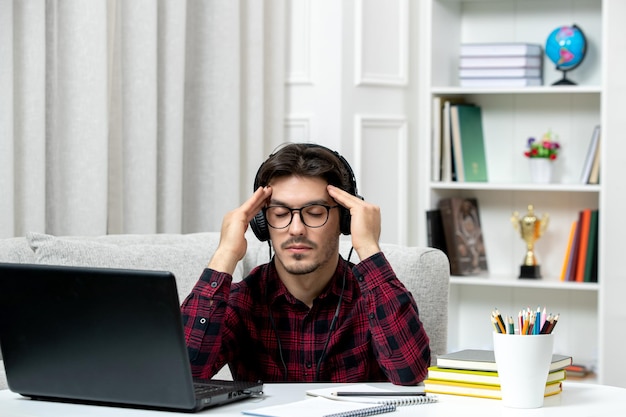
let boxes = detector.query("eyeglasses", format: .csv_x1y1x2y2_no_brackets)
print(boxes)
264,204,339,229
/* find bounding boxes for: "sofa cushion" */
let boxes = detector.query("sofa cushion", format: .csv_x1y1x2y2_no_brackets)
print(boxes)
23,232,448,368
26,232,235,303
0,237,36,263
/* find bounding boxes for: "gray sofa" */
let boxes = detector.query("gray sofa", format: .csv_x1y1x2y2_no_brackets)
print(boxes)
0,232,449,391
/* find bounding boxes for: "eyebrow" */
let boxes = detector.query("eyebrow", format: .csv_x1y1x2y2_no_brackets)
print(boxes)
268,198,331,207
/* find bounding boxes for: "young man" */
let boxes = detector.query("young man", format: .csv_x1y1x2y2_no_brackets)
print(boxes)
181,143,430,384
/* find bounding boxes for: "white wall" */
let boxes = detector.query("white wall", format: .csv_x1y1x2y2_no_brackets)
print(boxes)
285,0,418,245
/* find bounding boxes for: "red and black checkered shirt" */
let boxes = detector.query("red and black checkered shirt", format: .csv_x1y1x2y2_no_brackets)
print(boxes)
181,252,430,385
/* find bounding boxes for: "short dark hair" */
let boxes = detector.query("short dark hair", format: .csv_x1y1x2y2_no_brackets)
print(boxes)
253,143,356,196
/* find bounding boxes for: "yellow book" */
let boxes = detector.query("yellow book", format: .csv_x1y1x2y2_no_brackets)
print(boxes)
427,366,566,387
424,379,562,400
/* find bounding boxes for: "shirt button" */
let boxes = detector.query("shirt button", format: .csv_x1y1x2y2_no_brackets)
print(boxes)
199,318,207,324
305,362,312,368
369,313,375,320
210,281,218,288
357,276,364,282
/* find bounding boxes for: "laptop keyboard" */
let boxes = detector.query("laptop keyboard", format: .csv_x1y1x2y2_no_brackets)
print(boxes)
192,379,263,402
194,383,226,398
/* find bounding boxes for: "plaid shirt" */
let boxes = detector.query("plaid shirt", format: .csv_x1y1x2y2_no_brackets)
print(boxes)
181,252,430,385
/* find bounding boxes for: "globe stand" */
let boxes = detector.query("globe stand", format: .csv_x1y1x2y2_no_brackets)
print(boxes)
552,70,577,86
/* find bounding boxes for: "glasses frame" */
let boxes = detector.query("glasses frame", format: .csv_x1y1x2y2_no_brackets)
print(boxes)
264,203,339,230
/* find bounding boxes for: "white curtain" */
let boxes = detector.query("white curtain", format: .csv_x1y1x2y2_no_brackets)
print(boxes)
0,0,285,238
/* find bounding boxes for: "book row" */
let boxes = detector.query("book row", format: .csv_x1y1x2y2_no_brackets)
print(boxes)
431,98,488,183
427,197,599,282
560,208,599,283
459,43,543,88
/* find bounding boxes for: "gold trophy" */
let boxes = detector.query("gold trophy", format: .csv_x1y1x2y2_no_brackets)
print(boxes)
511,205,549,279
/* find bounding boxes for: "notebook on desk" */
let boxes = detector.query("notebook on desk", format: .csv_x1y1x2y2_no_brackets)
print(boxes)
0,262,263,412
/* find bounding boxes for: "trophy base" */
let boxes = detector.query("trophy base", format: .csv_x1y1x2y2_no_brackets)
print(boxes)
519,265,541,279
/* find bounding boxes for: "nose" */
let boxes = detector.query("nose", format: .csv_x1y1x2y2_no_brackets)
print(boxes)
288,210,306,235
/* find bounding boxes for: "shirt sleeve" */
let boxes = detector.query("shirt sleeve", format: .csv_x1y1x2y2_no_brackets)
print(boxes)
353,252,431,385
180,268,233,379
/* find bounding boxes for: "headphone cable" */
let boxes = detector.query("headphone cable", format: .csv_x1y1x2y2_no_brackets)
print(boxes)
268,305,289,380
267,246,354,382
315,246,353,381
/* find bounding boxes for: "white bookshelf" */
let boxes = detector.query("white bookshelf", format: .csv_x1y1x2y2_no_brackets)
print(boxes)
417,0,626,386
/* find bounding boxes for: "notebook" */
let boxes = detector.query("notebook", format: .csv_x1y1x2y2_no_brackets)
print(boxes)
436,349,572,372
243,396,397,417
0,262,263,412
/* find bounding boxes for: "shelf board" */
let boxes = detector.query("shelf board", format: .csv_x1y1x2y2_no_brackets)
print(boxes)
450,276,599,291
429,182,600,192
431,86,602,95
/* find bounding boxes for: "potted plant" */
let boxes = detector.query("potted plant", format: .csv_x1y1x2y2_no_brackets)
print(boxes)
524,131,561,183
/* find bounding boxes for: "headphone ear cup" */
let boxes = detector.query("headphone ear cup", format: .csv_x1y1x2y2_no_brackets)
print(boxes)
250,211,270,242
339,194,364,235
338,208,349,235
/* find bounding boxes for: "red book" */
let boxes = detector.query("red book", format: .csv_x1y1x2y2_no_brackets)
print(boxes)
583,210,599,282
566,218,581,282
575,209,592,282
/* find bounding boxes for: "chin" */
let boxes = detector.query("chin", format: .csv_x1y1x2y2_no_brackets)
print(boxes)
277,255,318,276
285,260,320,276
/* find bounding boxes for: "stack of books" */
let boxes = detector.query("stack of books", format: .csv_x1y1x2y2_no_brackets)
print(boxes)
424,349,571,399
459,43,543,87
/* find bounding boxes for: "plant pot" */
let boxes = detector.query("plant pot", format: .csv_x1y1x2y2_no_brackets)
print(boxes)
529,158,553,184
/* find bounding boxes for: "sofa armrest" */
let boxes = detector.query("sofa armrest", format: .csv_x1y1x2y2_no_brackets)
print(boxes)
389,246,450,364
346,242,450,364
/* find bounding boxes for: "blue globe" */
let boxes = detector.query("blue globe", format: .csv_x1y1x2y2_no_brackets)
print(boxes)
545,25,587,71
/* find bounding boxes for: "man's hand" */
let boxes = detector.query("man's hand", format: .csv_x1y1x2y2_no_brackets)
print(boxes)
208,186,272,274
327,184,381,260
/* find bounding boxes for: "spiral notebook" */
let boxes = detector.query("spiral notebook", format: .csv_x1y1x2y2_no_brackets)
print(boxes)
242,397,395,417
306,384,438,406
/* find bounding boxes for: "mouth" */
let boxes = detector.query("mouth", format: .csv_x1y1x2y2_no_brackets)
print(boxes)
285,245,312,254
282,239,315,255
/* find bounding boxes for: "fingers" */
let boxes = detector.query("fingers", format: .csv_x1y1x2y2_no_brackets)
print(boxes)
220,186,271,237
328,185,381,258
241,186,272,222
209,186,272,274
327,184,362,209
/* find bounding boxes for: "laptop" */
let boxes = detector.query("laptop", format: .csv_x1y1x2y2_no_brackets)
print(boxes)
0,262,263,412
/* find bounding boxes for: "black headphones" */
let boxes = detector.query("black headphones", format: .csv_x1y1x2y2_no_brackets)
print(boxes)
249,144,360,242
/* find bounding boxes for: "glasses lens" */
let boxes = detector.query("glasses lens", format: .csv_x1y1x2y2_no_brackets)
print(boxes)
301,205,330,228
265,206,292,229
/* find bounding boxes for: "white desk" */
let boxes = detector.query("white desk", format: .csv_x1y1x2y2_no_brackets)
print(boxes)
1,382,625,416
